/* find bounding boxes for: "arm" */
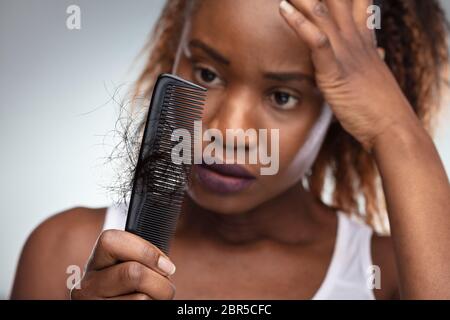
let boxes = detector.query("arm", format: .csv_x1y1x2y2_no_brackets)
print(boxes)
373,119,450,298
279,0,450,298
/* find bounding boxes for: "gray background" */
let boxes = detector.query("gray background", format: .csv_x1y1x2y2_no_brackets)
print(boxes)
0,0,449,299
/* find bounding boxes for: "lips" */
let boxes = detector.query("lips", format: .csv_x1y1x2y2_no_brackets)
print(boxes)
193,161,256,194
202,162,256,179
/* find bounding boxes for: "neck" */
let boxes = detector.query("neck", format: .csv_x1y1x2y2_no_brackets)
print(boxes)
178,184,336,246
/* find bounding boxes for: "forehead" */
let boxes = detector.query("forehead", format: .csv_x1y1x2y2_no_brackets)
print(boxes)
188,0,313,76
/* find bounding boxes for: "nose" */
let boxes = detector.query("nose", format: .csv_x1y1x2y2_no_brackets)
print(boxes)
205,85,259,152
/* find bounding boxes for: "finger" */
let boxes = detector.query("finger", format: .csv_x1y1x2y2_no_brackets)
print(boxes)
83,261,176,300
279,1,340,73
353,0,377,46
87,230,176,277
108,293,152,300
324,0,358,34
289,0,340,42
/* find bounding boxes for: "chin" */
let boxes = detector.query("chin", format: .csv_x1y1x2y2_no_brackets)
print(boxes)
186,184,266,215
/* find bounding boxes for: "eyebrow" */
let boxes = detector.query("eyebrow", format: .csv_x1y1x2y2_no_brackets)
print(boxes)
188,39,315,85
188,39,231,65
263,72,315,84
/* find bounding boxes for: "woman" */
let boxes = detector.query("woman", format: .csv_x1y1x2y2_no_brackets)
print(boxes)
11,0,450,299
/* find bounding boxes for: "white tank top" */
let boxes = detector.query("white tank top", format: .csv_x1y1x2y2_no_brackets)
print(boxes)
102,203,375,300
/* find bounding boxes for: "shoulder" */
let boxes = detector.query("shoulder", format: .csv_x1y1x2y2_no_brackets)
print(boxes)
371,234,399,299
24,206,107,262
10,206,107,299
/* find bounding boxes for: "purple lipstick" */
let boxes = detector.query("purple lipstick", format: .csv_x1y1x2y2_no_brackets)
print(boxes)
194,161,256,194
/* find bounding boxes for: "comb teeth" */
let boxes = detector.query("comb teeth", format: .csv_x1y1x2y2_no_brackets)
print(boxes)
125,74,206,254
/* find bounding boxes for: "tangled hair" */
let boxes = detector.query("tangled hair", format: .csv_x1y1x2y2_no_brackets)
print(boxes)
125,0,449,232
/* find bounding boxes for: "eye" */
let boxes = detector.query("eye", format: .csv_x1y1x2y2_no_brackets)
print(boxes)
193,65,224,87
269,90,301,110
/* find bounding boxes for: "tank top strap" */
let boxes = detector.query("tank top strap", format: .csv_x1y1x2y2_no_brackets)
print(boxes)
314,211,375,300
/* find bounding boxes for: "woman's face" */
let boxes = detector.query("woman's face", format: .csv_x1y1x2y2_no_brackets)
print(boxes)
175,0,332,214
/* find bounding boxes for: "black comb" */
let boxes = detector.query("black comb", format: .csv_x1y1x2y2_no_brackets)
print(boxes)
125,73,206,254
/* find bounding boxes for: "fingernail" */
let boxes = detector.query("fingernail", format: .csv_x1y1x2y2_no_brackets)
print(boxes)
280,0,295,15
157,256,176,276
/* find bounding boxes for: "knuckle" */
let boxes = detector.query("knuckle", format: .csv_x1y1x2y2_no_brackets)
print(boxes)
316,33,330,49
123,262,144,284
157,281,176,300
98,230,118,249
313,1,328,17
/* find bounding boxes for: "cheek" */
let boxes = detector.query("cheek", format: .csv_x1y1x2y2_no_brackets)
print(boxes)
274,105,332,181
284,106,333,178
278,126,314,179
250,123,317,201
